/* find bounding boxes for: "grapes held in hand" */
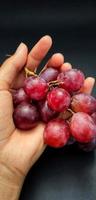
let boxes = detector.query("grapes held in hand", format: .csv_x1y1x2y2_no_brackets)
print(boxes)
12,55,96,153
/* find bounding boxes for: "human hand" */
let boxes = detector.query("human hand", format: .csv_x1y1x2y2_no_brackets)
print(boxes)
0,35,95,200
0,35,65,199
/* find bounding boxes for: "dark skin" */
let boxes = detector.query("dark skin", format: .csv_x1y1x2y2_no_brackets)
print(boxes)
0,35,95,200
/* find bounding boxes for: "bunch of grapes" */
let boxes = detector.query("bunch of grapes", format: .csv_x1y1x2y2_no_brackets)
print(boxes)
12,66,96,152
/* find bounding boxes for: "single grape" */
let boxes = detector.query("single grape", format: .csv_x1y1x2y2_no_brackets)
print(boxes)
12,88,30,106
91,112,96,124
70,112,96,143
44,118,70,148
78,136,96,152
38,100,57,122
71,93,96,114
47,87,71,112
24,76,48,100
57,69,85,93
13,102,39,130
40,67,59,82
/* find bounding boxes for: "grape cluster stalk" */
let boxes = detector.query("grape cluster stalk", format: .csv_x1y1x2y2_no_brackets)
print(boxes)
12,67,96,152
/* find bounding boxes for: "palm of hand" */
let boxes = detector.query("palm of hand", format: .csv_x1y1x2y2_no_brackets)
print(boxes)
0,90,45,177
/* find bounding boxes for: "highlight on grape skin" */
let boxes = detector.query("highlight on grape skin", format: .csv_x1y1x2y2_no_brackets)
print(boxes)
12,63,96,151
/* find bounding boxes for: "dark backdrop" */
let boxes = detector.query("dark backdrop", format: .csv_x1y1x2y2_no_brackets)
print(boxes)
0,1,96,200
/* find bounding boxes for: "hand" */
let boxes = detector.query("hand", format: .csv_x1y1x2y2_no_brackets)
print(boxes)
0,35,95,200
0,35,65,199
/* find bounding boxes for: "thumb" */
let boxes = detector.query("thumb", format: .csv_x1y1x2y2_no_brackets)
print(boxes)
0,43,28,90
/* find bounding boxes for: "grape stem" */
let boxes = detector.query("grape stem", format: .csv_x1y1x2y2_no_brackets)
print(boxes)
24,67,38,78
58,109,74,120
38,65,47,76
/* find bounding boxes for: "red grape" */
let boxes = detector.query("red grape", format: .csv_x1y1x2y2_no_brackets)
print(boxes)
38,100,57,122
70,112,96,143
13,102,39,130
44,118,70,148
47,87,71,112
40,67,59,82
57,69,85,93
24,76,48,100
12,88,30,106
91,112,96,124
71,93,96,114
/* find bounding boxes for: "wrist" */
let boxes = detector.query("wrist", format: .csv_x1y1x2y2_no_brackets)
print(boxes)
0,161,25,200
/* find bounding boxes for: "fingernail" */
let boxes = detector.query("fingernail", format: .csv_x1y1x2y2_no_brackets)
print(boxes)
64,62,72,68
42,35,52,45
15,43,25,54
87,77,95,85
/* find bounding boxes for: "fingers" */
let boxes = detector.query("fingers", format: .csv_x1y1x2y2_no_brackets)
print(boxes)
46,53,64,68
26,35,52,71
60,62,72,72
0,43,28,90
80,77,95,94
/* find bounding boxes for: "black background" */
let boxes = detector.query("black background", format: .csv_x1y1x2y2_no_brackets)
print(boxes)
0,1,96,200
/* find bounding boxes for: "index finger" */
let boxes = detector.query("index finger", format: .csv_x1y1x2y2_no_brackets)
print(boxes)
26,35,52,71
